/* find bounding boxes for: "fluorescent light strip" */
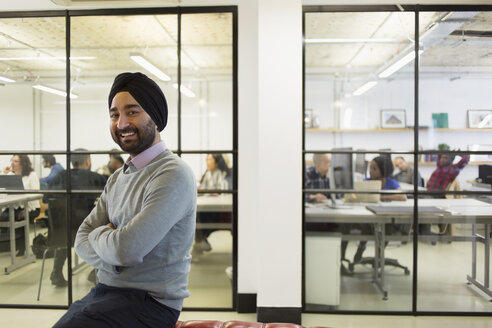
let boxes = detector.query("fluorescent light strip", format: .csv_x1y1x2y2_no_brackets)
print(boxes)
305,38,396,44
0,56,96,61
130,54,171,81
172,83,196,98
378,50,424,78
0,76,15,83
33,85,78,99
353,81,377,96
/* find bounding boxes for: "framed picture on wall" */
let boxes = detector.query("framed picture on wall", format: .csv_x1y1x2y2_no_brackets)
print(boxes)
380,109,406,128
468,110,492,128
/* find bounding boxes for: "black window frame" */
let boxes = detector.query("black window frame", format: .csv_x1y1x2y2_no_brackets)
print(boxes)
0,5,238,311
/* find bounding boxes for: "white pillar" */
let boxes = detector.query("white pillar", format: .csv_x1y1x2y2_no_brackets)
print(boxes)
237,0,260,306
256,0,303,321
238,0,302,319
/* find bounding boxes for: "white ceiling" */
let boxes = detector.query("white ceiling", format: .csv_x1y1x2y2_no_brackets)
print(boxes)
0,12,233,83
0,2,491,85
305,10,492,82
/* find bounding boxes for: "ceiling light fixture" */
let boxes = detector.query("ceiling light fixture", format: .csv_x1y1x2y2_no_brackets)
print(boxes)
172,83,196,98
378,49,424,78
0,56,96,61
33,84,78,99
0,75,15,83
305,38,396,44
130,53,171,81
353,81,377,96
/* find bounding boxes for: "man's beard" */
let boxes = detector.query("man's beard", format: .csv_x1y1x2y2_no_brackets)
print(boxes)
111,119,156,156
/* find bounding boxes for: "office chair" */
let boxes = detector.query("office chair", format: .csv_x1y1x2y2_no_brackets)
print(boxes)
349,223,410,275
37,198,91,300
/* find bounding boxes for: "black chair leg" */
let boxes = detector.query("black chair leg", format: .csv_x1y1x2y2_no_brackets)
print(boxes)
37,248,50,301
351,256,410,275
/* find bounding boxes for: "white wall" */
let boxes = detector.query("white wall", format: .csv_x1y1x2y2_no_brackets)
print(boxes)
0,85,35,151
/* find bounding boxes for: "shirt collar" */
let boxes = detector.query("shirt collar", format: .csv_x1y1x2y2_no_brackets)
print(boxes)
124,141,167,172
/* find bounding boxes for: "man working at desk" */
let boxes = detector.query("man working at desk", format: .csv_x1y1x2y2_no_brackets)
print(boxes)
305,154,352,275
393,156,422,186
40,155,64,188
53,72,197,328
426,153,470,195
305,153,331,202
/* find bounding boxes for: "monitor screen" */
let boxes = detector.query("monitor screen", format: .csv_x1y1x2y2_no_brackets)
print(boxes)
479,164,492,184
331,148,353,190
354,153,367,177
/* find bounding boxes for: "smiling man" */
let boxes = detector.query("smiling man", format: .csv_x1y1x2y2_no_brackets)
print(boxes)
53,72,197,328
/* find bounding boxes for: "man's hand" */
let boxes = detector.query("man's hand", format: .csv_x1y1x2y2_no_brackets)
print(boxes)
107,222,116,229
310,193,328,203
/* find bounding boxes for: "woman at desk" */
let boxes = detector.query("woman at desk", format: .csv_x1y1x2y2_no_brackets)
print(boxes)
1,154,40,256
199,154,230,191
368,155,406,202
353,155,406,265
193,154,230,260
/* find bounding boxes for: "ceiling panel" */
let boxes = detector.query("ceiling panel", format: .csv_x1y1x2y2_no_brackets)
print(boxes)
0,12,232,82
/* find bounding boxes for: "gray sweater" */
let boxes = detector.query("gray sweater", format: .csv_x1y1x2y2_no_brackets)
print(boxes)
74,150,196,311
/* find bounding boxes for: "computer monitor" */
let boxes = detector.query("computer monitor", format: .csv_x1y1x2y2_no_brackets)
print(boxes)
354,153,368,178
331,148,353,190
479,164,492,184
0,175,24,190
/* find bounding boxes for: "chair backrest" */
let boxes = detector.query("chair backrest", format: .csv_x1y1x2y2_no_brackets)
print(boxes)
445,178,462,199
46,197,94,248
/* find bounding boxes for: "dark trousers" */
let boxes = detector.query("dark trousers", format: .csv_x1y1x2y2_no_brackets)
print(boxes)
53,284,180,328
53,247,68,274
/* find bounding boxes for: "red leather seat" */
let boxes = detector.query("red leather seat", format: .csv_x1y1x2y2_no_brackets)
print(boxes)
175,320,329,328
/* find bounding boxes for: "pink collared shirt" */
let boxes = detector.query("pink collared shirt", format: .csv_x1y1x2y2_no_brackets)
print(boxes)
124,141,168,173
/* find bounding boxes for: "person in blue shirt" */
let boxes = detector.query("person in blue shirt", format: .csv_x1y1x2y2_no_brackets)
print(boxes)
367,155,406,201
353,155,406,265
40,155,64,188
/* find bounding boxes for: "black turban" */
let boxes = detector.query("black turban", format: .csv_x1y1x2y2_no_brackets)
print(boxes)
108,72,168,132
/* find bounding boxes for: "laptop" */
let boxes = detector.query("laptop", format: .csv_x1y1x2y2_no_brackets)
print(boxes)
0,175,24,191
343,180,381,203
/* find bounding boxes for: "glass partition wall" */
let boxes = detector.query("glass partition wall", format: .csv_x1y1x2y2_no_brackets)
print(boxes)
303,5,492,315
0,7,237,310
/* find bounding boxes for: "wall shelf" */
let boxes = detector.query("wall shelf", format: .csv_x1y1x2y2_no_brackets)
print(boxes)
417,161,492,166
306,128,492,133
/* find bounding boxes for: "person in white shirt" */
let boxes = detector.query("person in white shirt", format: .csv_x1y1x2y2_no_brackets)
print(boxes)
192,154,230,260
1,154,40,256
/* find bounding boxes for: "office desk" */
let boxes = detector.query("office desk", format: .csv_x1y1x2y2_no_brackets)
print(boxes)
0,194,41,274
196,194,232,230
305,198,492,300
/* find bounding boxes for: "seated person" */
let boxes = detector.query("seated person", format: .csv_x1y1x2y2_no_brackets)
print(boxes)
426,153,470,196
305,154,352,275
0,154,40,256
305,153,331,203
192,154,230,260
422,152,469,237
45,149,106,287
393,156,423,186
96,150,124,179
40,155,64,189
353,155,406,265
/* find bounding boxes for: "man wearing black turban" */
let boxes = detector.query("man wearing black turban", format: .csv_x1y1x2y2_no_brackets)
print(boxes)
107,72,168,157
54,73,196,328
